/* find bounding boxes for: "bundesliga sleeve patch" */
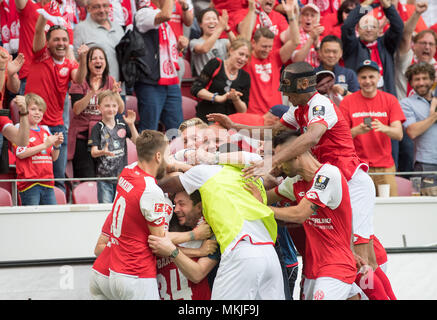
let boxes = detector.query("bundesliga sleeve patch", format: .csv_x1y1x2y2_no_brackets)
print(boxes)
312,106,325,117
314,175,330,190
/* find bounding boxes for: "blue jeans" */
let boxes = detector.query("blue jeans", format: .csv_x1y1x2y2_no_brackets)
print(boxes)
49,125,68,193
19,185,57,206
97,181,117,204
134,83,183,132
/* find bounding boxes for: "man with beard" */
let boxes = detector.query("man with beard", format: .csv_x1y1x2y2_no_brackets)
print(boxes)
401,62,437,196
108,130,172,300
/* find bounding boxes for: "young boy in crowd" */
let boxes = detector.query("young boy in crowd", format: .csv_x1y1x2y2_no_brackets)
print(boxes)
13,94,64,205
89,90,138,203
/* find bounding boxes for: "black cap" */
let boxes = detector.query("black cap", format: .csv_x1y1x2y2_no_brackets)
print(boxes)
356,59,380,74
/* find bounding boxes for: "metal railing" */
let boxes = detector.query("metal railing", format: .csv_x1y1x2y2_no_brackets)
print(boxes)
1,170,437,206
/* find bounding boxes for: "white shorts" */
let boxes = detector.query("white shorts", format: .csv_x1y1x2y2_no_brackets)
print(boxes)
109,270,160,300
302,276,354,300
89,269,113,300
348,168,375,241
211,240,285,300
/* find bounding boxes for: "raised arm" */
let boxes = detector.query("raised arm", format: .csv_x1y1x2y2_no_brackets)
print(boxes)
279,0,301,64
33,14,47,53
238,0,257,41
397,1,427,56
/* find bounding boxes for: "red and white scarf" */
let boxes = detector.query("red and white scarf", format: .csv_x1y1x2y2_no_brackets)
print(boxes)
0,0,20,54
254,2,272,28
149,1,179,85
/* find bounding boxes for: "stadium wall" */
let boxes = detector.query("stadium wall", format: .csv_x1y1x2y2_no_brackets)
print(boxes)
0,198,436,300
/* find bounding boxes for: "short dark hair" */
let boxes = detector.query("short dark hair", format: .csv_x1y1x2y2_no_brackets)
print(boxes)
320,35,343,50
253,27,275,42
46,25,69,41
189,190,202,206
273,129,300,148
136,130,168,162
198,7,219,24
405,62,436,83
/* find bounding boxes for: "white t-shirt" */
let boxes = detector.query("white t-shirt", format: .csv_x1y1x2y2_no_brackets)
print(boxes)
179,161,274,256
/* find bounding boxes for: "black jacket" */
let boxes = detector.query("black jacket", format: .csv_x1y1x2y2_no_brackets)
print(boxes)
341,4,404,97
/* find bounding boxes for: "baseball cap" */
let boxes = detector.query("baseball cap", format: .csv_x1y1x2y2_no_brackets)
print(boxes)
316,70,335,83
356,59,380,73
301,3,320,14
268,105,290,118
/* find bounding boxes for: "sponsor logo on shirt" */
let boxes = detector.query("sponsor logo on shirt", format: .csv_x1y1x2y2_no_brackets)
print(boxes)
314,175,329,190
351,111,387,118
118,176,134,193
312,106,325,117
59,67,69,77
255,63,272,82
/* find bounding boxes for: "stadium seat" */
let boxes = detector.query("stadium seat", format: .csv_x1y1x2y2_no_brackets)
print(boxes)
182,59,192,79
72,181,98,204
126,95,139,124
54,186,67,204
182,96,197,120
181,78,195,98
127,138,137,164
0,187,12,206
9,100,19,124
395,176,413,196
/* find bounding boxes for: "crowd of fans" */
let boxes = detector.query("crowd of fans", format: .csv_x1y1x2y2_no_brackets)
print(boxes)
0,0,435,301
0,0,435,203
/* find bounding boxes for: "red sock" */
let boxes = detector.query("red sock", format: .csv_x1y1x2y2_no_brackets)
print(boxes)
374,267,397,300
355,268,389,300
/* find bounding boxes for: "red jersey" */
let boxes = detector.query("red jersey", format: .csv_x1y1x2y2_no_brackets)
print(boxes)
234,8,288,52
156,242,212,300
17,0,74,80
0,115,12,132
292,27,320,68
276,164,357,283
17,0,40,80
168,1,191,40
281,92,367,181
109,163,172,278
92,211,113,277
243,49,283,115
25,47,78,126
371,235,388,267
339,90,406,168
13,125,55,192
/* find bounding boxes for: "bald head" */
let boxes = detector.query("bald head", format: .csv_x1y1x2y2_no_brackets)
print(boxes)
358,14,379,43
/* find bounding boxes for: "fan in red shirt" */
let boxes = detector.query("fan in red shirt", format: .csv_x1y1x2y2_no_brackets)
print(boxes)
339,60,405,197
234,0,290,52
15,0,75,88
241,0,300,115
290,4,323,68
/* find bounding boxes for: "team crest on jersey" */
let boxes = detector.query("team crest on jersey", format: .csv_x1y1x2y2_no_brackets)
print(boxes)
314,175,329,190
29,137,36,143
312,106,325,117
59,67,69,77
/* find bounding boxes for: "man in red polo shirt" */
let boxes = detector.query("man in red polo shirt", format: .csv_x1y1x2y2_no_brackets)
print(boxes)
339,60,405,197
24,13,88,192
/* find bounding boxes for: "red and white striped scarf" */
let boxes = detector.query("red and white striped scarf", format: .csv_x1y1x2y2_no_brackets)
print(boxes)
150,1,179,85
0,0,19,54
